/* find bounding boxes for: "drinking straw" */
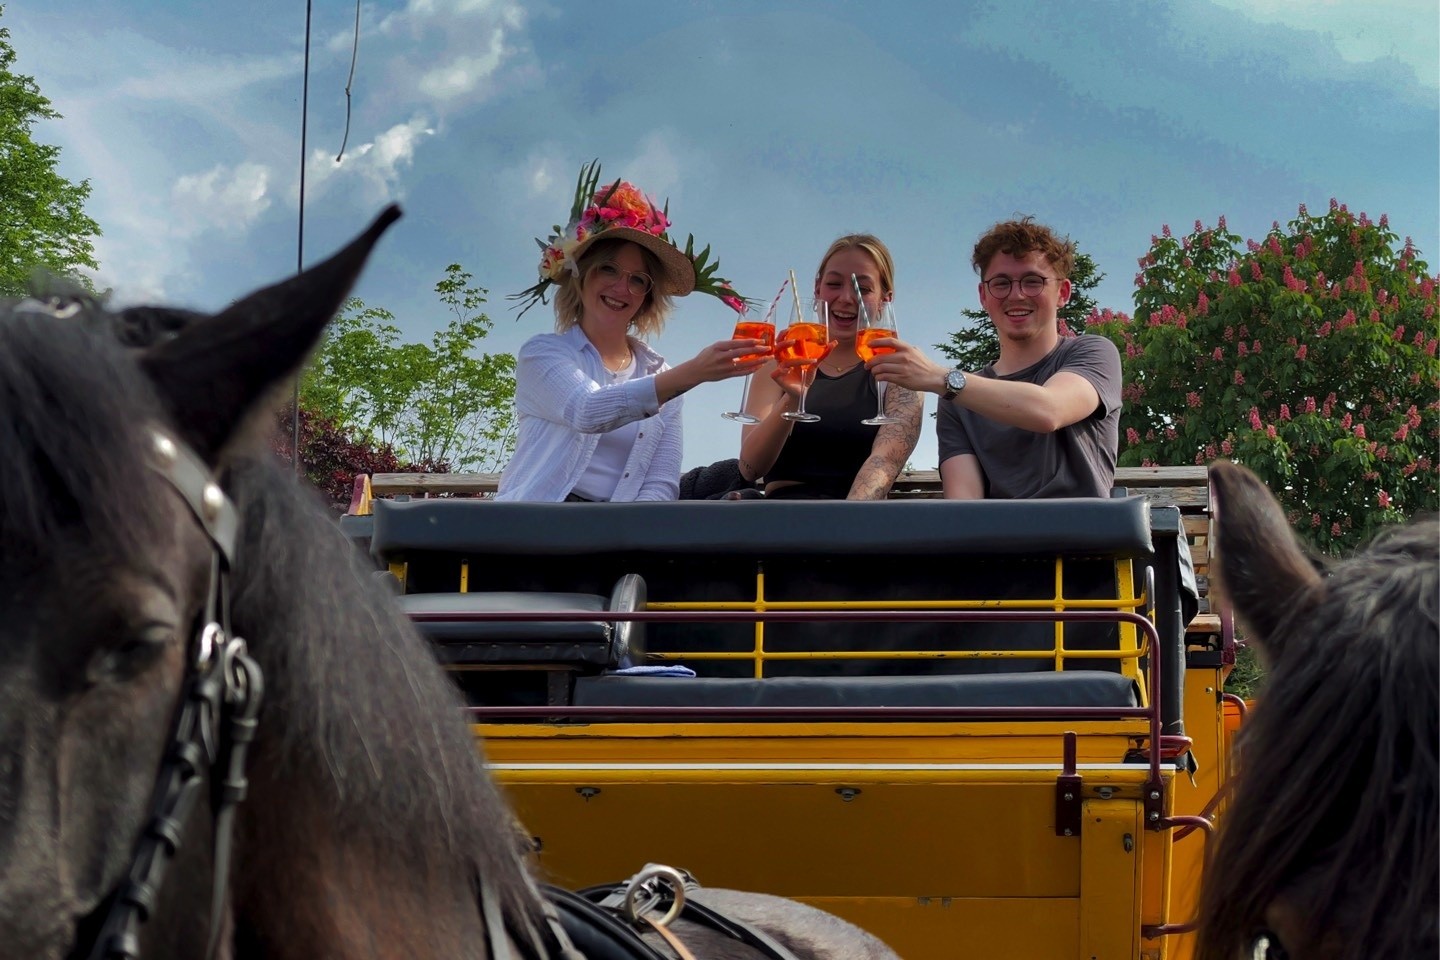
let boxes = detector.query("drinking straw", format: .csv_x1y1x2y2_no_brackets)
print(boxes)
851,273,870,327
788,269,804,323
759,277,791,327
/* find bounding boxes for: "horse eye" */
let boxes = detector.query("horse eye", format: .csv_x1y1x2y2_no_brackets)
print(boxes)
88,624,175,684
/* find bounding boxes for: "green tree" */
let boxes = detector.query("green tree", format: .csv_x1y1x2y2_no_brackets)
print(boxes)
936,251,1104,370
301,263,517,472
0,6,101,295
1089,204,1439,554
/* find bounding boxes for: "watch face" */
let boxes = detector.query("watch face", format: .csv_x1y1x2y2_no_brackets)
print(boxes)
946,370,966,392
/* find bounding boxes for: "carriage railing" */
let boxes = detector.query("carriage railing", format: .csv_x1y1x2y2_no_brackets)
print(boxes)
418,581,1174,812
641,555,1144,680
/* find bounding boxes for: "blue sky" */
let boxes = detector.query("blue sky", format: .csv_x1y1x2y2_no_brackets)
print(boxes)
8,0,1438,472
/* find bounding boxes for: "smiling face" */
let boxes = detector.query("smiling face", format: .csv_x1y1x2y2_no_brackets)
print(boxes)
580,241,651,332
978,250,1071,350
816,247,889,344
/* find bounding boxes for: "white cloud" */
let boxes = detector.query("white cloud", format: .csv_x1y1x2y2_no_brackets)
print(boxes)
304,117,435,204
417,28,508,100
1202,0,1438,86
171,162,273,237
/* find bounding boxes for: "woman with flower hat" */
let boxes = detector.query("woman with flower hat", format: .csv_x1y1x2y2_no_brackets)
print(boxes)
737,234,923,500
497,162,763,502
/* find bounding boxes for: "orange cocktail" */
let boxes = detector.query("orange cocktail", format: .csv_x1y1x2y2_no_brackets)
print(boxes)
776,322,828,366
732,319,776,362
855,327,897,363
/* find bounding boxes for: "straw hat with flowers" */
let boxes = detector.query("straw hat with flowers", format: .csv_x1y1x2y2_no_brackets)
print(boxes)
510,160,748,318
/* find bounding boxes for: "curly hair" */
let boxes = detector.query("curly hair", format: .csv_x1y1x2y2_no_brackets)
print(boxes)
553,238,675,339
971,217,1076,278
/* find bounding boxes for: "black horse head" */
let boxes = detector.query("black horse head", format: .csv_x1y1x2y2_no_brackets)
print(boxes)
1198,462,1439,960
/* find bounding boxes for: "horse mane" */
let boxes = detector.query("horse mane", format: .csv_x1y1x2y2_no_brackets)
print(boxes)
224,453,543,921
0,311,172,556
1195,519,1440,960
0,303,545,945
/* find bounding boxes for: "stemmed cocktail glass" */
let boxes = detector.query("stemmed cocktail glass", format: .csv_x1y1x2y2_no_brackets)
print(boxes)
777,298,829,423
721,304,775,424
857,299,902,425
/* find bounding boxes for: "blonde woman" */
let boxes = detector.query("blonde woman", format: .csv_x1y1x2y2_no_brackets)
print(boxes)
738,235,922,499
499,163,761,502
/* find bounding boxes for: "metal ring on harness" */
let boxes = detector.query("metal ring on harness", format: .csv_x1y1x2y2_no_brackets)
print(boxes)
620,864,688,928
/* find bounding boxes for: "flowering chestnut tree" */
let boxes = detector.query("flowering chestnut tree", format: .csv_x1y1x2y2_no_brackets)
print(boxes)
1089,202,1439,553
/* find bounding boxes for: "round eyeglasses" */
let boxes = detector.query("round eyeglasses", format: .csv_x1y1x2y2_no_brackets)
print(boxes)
593,261,654,297
982,274,1057,299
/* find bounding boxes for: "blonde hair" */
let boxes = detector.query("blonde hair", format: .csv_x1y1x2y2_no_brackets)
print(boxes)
553,238,675,339
814,234,896,296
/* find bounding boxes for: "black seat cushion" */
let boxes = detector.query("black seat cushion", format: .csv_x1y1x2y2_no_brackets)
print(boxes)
402,592,614,667
572,672,1140,709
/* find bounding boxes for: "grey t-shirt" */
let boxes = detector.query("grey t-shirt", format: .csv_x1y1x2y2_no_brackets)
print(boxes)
936,335,1122,499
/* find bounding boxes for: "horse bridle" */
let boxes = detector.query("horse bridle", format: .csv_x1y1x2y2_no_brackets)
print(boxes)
80,429,264,960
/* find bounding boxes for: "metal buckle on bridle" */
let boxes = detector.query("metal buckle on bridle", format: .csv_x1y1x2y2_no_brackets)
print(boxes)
619,864,689,929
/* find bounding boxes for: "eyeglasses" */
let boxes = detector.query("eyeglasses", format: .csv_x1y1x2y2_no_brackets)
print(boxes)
981,274,1058,298
593,261,654,297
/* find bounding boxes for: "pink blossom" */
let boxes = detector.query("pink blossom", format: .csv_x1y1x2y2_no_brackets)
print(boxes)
1220,438,1233,455
1196,291,1211,314
1409,405,1423,428
1234,369,1245,385
1378,490,1391,509
1340,412,1353,429
1252,339,1262,353
1428,340,1437,356
1267,236,1284,257
1248,407,1263,431
1354,424,1366,439
1380,213,1389,228
1332,522,1343,538
1165,427,1177,440
1317,321,1332,337
1395,423,1410,441
1162,223,1172,238
1392,325,1406,341
1250,261,1263,281
1223,326,1235,342
1329,198,1340,211
1195,219,1205,232
1370,309,1382,324
1280,404,1291,421
1340,309,1357,329
1295,344,1308,360
1298,203,1309,217
1238,340,1249,356
1126,428,1140,445
1213,347,1224,361
1227,268,1242,287
1218,215,1228,230
1186,391,1202,408
1311,513,1322,528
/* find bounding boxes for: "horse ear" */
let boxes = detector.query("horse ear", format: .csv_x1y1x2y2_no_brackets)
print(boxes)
1209,461,1323,664
140,206,401,461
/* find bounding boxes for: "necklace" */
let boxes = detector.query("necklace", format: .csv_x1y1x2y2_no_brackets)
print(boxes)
602,350,633,374
821,357,861,376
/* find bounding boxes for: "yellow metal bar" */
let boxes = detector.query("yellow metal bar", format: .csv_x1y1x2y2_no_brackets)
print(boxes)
460,559,469,594
387,560,408,590
648,647,1146,662
1053,557,1065,672
753,563,765,679
648,597,1144,611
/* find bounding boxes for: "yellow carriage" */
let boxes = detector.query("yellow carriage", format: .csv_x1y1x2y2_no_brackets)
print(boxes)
358,468,1233,959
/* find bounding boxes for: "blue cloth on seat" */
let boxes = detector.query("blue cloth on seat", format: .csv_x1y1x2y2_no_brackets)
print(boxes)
612,664,697,678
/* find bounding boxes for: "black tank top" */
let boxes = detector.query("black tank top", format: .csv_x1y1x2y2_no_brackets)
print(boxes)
765,364,880,499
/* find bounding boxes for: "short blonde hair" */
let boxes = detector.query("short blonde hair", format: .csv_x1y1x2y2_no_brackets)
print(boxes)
815,234,896,296
553,238,675,339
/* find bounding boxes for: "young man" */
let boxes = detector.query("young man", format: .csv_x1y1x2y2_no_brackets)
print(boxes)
867,218,1122,499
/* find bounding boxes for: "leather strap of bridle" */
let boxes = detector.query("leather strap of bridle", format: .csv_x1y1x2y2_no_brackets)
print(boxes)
644,917,700,960
82,430,261,960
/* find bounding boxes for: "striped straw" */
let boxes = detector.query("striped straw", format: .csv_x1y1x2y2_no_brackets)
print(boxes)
788,269,804,323
759,277,791,327
851,273,870,327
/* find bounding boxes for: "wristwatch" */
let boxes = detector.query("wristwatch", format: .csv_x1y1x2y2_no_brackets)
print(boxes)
941,368,968,401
